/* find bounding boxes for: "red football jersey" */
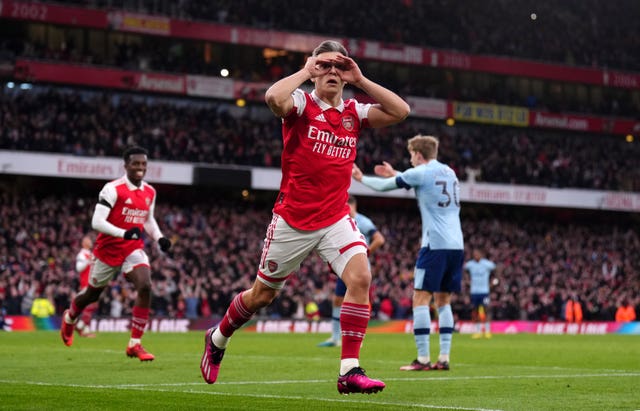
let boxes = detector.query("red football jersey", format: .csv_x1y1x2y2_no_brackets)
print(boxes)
93,176,157,266
273,89,371,230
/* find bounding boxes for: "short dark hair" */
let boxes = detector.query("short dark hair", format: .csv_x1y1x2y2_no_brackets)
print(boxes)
347,195,357,205
123,146,148,163
313,40,348,57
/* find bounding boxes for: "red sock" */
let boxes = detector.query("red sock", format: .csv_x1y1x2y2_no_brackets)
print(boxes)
340,302,370,359
81,302,98,325
218,292,254,337
131,306,150,339
69,299,81,320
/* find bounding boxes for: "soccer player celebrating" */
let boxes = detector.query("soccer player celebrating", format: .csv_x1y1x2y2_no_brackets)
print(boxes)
73,235,97,338
60,146,172,361
200,39,409,394
318,195,386,348
464,248,496,338
352,135,464,371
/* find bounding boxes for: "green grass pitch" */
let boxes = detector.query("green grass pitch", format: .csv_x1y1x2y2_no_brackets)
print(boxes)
1,331,638,410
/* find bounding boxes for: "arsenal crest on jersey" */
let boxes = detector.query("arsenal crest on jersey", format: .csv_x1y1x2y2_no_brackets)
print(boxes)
267,260,278,272
342,115,355,131
145,198,151,206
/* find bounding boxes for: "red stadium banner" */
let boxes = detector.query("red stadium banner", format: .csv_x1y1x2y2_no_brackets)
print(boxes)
3,1,640,90
611,119,640,135
14,59,135,89
529,111,602,132
406,96,448,119
186,75,235,99
133,72,185,94
0,0,107,27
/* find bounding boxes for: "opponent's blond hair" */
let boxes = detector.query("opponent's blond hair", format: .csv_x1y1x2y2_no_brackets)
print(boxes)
407,135,439,160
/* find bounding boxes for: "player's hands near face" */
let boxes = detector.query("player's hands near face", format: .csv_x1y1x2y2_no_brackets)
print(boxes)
352,164,364,181
333,55,363,86
374,161,397,177
304,56,331,79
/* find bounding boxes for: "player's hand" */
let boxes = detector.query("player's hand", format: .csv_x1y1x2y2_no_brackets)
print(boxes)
123,227,142,240
352,164,364,181
374,161,396,177
333,55,364,86
158,237,172,252
305,56,330,79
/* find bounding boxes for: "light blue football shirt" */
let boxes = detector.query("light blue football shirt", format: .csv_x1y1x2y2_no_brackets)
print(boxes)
354,212,377,246
395,160,463,250
464,259,496,294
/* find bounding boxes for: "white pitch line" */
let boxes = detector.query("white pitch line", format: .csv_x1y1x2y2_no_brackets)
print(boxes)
0,380,502,411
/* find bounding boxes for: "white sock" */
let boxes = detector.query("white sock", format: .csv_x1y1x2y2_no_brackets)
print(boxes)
128,338,141,347
418,355,430,364
340,358,359,375
64,312,76,325
212,328,229,349
439,354,450,362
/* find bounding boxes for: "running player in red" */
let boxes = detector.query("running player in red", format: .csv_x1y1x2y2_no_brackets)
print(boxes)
60,146,172,361
73,235,97,338
200,40,410,394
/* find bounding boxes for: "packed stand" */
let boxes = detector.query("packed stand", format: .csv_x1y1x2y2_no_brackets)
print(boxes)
1,87,639,192
2,3,640,117
1,189,638,323
52,0,640,72
0,36,637,117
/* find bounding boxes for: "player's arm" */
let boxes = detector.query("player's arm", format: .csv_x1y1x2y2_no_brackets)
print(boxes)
144,195,171,252
91,184,140,240
75,252,90,273
368,230,385,254
264,56,324,117
352,164,401,192
333,54,410,128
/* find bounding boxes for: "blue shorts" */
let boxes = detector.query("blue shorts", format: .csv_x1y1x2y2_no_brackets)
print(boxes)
335,278,347,297
414,247,464,293
471,293,490,308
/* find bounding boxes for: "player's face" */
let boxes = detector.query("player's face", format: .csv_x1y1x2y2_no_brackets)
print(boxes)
125,154,147,186
409,149,421,167
314,51,346,97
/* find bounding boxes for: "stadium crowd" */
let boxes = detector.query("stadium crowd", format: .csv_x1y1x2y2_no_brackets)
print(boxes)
52,0,640,72
2,1,640,117
1,189,638,323
2,87,639,192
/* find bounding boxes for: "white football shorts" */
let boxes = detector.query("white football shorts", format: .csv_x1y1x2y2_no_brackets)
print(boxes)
257,213,368,289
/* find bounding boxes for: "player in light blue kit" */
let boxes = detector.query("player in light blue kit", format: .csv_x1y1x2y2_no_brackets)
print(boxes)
352,134,463,371
318,195,386,347
464,248,496,339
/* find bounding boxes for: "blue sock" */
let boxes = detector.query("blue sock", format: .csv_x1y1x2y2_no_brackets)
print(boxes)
332,306,341,342
413,305,431,359
438,304,454,357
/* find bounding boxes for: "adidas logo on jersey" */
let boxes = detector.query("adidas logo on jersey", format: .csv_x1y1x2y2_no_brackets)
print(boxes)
314,114,327,122
125,198,133,205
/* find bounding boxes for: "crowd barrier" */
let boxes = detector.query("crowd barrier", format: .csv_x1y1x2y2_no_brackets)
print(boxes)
4,316,639,335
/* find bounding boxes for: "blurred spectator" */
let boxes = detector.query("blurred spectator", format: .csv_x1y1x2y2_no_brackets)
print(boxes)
30,292,55,318
615,300,636,322
564,295,583,323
